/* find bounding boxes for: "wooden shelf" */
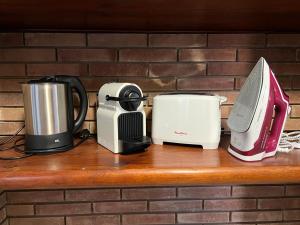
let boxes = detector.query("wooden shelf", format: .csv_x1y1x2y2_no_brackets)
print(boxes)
1,0,300,32
1,136,300,190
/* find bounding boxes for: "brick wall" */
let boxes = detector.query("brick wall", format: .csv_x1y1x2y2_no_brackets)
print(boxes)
0,185,297,224
0,32,300,136
0,191,7,225
1,32,300,224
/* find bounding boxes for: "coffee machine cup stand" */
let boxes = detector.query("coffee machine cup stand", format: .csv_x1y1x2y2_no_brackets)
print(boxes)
97,83,151,154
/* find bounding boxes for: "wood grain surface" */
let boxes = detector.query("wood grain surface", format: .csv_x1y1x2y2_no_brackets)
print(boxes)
1,0,300,32
0,136,300,190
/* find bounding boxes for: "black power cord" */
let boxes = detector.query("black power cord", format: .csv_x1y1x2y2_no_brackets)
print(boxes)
0,126,92,160
0,124,32,160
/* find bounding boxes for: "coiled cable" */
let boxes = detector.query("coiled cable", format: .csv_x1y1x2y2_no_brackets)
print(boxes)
278,131,300,152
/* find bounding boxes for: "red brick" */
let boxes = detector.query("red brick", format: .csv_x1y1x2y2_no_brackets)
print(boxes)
0,192,5,208
82,121,91,132
150,200,202,212
238,49,296,62
6,205,34,216
285,118,300,130
27,63,88,76
208,34,266,47
278,76,292,90
178,212,229,223
88,33,147,47
67,215,119,225
286,185,300,196
122,213,175,225
292,76,300,89
146,92,162,106
291,105,300,117
0,93,23,106
271,63,300,75
0,33,23,47
268,34,300,47
178,77,234,90
89,121,96,134
221,105,232,118
265,223,300,225
232,211,282,222
0,49,55,62
119,49,177,62
287,91,300,104
179,49,236,62
258,198,300,209
118,78,176,91
36,203,91,215
204,199,256,210
208,62,254,75
212,91,239,104
284,210,300,220
90,63,148,76
178,186,231,199
25,33,86,46
0,79,26,92
7,190,64,203
0,108,24,120
233,76,244,89
66,215,119,225
0,122,24,135
10,217,64,225
0,64,25,76
0,208,5,224
232,186,284,197
122,187,176,200
65,189,120,201
93,201,147,213
81,77,118,91
149,34,207,47
58,49,116,62
88,92,97,107
149,63,206,77
83,107,96,120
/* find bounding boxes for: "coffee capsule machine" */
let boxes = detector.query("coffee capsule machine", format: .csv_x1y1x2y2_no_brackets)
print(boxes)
97,83,151,154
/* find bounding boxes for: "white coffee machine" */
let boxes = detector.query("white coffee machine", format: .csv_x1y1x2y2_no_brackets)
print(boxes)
97,83,151,154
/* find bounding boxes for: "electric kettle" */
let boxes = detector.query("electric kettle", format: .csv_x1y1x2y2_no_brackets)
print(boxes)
22,75,88,153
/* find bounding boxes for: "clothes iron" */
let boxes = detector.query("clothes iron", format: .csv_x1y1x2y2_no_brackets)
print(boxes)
227,57,289,161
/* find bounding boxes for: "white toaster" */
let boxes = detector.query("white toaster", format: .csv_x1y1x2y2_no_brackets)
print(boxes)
151,93,227,149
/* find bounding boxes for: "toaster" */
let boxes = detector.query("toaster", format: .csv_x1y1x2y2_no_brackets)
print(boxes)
151,93,227,149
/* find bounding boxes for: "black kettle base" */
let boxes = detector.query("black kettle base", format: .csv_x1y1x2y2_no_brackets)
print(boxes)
25,144,74,154
25,132,73,154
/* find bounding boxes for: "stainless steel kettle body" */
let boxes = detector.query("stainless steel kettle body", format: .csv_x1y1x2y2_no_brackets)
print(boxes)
22,82,69,135
22,76,88,153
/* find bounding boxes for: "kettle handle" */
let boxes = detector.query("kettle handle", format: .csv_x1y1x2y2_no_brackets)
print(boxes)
55,76,88,134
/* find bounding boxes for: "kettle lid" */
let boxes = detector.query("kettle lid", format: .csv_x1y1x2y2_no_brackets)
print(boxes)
27,76,67,84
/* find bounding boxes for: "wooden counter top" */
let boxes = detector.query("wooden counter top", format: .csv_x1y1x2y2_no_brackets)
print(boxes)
1,137,300,190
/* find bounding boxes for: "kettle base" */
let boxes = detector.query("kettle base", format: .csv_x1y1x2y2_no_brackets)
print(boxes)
25,132,73,154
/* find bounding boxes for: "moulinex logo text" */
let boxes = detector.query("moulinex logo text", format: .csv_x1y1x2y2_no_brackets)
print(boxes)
174,131,188,135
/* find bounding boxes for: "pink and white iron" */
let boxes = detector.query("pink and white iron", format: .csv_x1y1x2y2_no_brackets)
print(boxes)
227,57,289,161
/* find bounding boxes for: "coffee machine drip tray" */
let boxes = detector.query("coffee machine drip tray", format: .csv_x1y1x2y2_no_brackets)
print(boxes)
118,136,151,154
